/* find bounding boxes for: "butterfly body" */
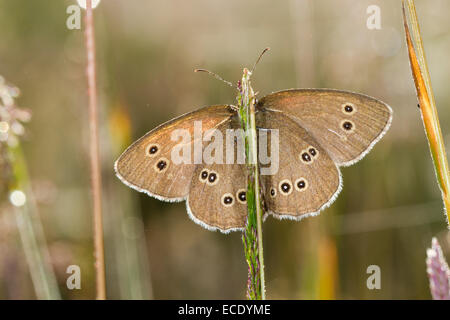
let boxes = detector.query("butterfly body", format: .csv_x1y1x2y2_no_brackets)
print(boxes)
115,69,392,233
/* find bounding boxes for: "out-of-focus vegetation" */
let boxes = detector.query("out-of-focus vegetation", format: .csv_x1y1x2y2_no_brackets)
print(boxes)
0,0,449,299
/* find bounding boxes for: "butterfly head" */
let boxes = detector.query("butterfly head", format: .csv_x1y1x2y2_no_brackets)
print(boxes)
236,68,256,111
237,68,252,91
236,48,270,106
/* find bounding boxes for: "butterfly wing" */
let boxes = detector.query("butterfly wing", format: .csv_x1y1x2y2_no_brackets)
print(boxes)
187,118,248,232
115,105,236,201
256,110,341,220
257,89,392,166
187,163,248,232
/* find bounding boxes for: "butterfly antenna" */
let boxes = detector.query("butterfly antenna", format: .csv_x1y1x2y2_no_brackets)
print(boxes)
250,47,270,74
194,69,234,87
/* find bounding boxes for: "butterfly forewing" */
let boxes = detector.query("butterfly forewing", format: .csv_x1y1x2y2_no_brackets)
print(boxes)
257,89,392,166
114,105,235,201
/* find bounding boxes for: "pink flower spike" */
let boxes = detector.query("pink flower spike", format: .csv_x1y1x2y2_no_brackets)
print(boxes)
426,237,450,300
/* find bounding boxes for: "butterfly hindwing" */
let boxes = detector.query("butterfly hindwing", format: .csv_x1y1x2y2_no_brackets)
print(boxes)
256,110,342,219
187,163,248,232
257,89,392,166
187,119,248,232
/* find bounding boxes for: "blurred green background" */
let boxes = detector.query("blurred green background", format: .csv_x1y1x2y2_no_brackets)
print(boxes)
0,0,449,299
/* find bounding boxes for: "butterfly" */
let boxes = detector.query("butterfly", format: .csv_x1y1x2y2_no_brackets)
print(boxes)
115,65,392,234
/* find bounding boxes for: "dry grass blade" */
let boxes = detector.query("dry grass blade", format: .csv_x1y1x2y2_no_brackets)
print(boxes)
85,0,106,299
402,0,450,227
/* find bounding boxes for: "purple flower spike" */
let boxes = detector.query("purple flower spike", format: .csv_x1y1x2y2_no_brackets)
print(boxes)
426,237,450,300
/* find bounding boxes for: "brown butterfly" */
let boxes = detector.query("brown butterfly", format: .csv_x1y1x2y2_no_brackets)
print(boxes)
115,66,392,234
